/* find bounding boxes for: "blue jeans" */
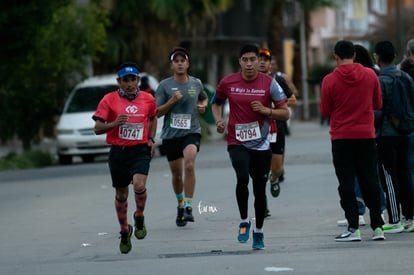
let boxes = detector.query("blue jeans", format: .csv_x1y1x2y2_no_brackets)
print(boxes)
355,177,386,215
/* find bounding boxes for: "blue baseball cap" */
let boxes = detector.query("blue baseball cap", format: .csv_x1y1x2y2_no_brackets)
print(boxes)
117,66,140,78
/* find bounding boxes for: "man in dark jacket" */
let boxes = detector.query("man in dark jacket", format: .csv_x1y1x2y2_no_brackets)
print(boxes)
374,40,414,233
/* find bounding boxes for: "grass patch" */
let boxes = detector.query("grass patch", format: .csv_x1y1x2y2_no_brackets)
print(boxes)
0,150,55,170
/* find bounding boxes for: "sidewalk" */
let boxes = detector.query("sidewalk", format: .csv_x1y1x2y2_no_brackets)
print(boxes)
0,137,56,157
0,119,329,159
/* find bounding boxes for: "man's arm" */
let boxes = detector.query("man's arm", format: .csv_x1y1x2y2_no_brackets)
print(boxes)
211,95,226,134
251,101,289,121
157,91,182,117
93,114,127,135
147,116,157,141
282,72,299,97
197,98,208,114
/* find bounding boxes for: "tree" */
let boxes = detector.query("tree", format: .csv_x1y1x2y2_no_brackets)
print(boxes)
0,0,108,150
267,0,287,70
93,0,234,78
266,0,334,98
291,0,335,97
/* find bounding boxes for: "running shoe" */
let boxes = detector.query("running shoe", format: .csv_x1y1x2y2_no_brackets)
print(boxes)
269,174,280,198
237,221,251,243
176,206,187,227
372,227,386,241
252,231,265,250
335,228,361,242
134,215,147,239
183,206,194,222
401,218,414,232
382,222,404,234
119,224,133,254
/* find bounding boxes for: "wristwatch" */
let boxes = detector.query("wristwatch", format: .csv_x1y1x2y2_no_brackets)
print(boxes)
149,137,155,143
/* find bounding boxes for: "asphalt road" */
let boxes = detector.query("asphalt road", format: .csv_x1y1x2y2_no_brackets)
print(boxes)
1,121,413,275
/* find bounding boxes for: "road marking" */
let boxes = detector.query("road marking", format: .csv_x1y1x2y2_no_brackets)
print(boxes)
264,267,294,272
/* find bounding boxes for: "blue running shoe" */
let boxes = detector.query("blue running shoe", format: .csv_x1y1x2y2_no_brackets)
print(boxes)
252,231,265,250
237,221,251,243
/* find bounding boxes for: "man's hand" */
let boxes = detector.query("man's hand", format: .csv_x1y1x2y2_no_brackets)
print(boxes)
171,90,183,103
216,120,225,134
114,114,128,126
197,104,207,114
250,101,267,115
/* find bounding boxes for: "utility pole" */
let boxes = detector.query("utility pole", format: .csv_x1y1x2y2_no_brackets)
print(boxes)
395,0,403,61
299,4,309,120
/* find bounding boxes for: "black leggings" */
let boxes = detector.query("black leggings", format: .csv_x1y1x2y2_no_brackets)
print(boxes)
228,145,272,229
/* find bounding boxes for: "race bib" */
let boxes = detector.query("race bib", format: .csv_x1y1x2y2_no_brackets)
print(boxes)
170,114,191,129
235,121,261,142
119,123,144,140
269,132,277,143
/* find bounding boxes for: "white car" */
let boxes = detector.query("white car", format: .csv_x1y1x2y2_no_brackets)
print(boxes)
56,73,162,164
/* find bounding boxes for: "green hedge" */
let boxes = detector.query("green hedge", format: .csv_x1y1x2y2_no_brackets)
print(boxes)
0,150,54,170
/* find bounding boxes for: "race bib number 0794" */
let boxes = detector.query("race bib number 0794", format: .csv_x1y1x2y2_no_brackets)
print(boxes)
235,121,261,142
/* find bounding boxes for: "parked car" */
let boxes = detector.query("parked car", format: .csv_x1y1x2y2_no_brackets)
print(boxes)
56,73,162,164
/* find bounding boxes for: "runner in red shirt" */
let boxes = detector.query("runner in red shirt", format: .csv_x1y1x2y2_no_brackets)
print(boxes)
211,44,289,250
92,62,157,254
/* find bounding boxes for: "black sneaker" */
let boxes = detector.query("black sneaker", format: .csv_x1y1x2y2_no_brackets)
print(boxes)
176,206,187,227
183,206,194,222
270,177,280,198
119,224,133,254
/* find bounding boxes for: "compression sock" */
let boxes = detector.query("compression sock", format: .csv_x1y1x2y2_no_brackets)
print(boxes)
184,197,193,208
176,192,184,207
115,197,128,232
254,227,263,233
134,189,147,217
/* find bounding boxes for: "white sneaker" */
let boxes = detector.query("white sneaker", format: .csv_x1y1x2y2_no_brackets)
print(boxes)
335,228,361,242
337,215,366,227
337,218,347,226
382,222,404,234
401,218,414,232
372,227,386,241
359,215,366,226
